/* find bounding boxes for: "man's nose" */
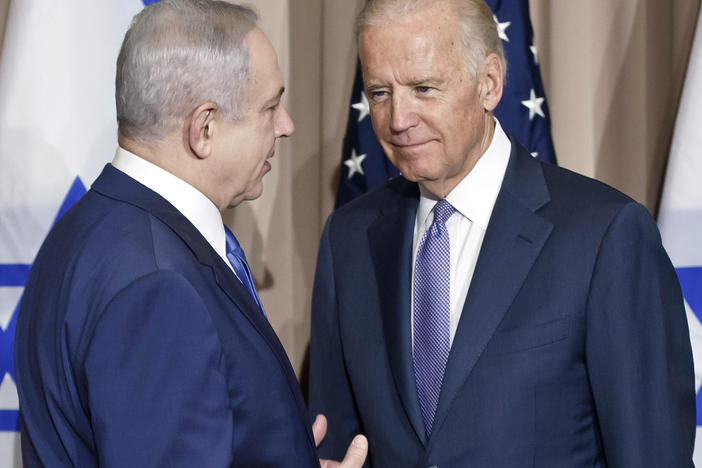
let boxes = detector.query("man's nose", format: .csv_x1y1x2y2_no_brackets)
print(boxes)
275,104,295,138
389,93,419,133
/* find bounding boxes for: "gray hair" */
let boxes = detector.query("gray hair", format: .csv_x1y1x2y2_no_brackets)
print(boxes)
356,0,507,81
116,0,258,141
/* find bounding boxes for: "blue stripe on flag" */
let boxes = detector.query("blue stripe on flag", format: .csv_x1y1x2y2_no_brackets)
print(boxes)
0,302,19,382
0,265,31,287
676,267,702,322
0,411,19,432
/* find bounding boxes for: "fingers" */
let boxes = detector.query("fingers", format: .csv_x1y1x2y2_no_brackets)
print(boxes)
312,414,328,448
314,417,367,468
338,435,368,468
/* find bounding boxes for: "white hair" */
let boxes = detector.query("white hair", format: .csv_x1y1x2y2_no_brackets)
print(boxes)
116,0,258,141
356,0,507,80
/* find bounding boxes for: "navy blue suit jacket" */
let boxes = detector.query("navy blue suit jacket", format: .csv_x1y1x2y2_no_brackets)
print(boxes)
15,164,319,467
309,136,695,467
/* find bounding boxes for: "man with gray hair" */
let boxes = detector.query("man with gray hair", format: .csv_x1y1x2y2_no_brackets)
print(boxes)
15,1,365,466
309,0,694,466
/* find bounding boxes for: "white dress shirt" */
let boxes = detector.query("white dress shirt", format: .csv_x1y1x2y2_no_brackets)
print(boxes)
111,147,235,273
411,120,511,347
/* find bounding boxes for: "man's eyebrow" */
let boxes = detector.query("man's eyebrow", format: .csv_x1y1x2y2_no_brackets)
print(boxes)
407,77,443,86
365,77,444,90
263,86,285,107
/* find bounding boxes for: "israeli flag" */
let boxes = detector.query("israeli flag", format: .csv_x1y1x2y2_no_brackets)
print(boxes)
0,1,154,465
657,6,702,466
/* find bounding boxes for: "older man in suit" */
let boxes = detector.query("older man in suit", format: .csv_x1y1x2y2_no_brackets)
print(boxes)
309,0,695,466
14,1,365,466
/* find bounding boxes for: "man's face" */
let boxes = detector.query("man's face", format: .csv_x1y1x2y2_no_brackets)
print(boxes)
213,27,294,209
360,3,498,198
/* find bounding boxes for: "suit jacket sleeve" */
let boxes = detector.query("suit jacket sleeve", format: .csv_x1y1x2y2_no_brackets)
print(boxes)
585,202,695,466
309,215,365,462
82,270,232,468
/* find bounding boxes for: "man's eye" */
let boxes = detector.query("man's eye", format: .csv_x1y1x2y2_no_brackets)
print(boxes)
370,90,389,101
416,86,434,94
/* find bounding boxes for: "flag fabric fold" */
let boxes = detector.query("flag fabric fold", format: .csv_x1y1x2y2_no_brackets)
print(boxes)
657,6,702,465
0,0,151,463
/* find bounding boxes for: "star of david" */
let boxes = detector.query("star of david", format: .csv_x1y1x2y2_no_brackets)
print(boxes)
0,177,86,431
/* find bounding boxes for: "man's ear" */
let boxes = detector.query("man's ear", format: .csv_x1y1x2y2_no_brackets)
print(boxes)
479,53,504,113
189,102,217,160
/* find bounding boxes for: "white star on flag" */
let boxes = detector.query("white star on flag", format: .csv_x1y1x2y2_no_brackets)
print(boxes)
521,89,545,120
531,152,539,158
530,44,539,64
344,149,367,179
493,14,511,42
352,91,370,122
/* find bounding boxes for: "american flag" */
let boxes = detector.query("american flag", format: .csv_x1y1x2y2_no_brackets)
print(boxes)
336,0,557,207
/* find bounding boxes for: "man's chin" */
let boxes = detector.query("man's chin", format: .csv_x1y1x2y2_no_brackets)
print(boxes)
398,170,453,198
236,185,264,205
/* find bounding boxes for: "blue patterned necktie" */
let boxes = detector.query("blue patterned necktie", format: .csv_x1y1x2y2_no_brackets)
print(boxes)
413,199,455,436
224,225,265,315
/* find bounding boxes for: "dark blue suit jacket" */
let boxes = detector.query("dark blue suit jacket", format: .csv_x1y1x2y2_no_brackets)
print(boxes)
309,136,695,467
15,164,319,467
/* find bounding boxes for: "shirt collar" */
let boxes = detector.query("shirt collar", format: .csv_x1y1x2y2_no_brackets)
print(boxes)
111,146,228,263
417,119,511,230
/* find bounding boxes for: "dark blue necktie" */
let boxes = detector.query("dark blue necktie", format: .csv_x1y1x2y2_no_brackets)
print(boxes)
413,199,455,436
224,225,265,315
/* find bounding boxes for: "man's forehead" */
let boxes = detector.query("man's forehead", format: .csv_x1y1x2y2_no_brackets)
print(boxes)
360,12,462,55
360,1,461,38
246,29,284,83
360,22,465,82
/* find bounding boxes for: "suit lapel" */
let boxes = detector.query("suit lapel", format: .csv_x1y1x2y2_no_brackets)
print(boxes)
367,180,428,445
208,256,317,448
92,164,316,448
429,140,554,443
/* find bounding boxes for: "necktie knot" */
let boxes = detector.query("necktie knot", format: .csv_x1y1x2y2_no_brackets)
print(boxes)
432,199,455,226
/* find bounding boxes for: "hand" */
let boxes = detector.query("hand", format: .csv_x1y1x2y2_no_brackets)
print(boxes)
313,414,368,468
